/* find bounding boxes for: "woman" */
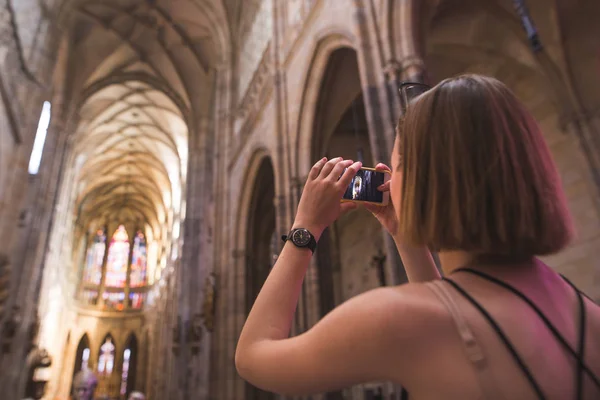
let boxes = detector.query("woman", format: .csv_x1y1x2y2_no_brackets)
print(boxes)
235,75,600,399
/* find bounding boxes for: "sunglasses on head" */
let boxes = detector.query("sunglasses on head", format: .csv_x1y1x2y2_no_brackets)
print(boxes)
399,82,431,115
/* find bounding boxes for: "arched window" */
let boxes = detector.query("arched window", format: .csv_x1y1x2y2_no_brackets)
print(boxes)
105,225,130,287
120,334,138,398
28,101,51,175
78,225,153,310
72,334,90,385
130,231,147,287
83,229,106,285
98,335,116,375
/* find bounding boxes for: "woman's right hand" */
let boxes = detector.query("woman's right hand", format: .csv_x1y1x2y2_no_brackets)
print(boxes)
363,163,399,237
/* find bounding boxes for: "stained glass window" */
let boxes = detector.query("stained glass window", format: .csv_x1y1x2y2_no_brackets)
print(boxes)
83,230,105,285
98,337,115,374
105,225,130,287
120,349,131,396
129,292,144,309
130,231,147,287
81,348,90,370
103,291,125,310
81,289,98,305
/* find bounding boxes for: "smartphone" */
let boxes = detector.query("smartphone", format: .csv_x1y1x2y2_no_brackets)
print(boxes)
341,167,390,206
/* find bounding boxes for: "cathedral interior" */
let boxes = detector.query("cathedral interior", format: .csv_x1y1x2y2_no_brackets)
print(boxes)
0,0,599,399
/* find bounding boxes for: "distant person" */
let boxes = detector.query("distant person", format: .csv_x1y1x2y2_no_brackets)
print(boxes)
236,74,600,399
71,369,97,400
128,391,146,400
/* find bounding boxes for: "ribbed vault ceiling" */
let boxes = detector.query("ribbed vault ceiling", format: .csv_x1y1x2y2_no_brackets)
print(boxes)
66,0,233,242
73,81,187,236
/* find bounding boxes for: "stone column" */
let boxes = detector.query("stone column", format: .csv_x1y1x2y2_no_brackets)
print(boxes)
576,113,600,211
173,103,216,400
0,96,71,398
271,0,311,338
124,227,136,309
97,222,113,308
351,0,408,287
208,63,233,400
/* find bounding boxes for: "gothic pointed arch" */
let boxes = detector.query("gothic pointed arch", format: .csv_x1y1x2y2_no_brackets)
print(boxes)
244,156,276,316
97,333,117,376
235,149,277,400
295,33,356,178
120,333,138,399
72,334,91,385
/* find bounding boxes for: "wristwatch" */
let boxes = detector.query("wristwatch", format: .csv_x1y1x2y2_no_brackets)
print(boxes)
281,228,317,254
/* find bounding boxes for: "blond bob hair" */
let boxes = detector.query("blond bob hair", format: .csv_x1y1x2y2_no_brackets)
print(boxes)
398,74,574,258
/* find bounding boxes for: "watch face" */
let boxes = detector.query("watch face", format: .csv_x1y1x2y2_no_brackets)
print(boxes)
292,229,311,247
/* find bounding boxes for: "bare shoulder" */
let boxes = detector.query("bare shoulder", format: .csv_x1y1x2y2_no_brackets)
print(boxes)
339,281,442,317
343,282,450,346
235,281,450,395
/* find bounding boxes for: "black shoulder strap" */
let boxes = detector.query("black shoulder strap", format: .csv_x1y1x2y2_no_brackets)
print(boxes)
561,274,587,400
400,387,409,400
443,277,546,399
455,268,600,393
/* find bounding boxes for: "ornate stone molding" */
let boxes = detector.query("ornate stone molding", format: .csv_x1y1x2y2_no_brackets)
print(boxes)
234,43,274,140
399,56,426,80
5,0,42,86
283,0,318,56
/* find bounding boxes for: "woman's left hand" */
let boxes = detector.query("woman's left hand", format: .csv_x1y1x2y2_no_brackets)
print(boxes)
293,157,362,239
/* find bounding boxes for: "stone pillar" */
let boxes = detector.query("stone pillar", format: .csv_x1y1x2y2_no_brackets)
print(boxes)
0,101,70,398
124,227,136,309
351,0,408,287
173,104,216,400
271,0,311,338
560,95,600,205
576,113,600,211
208,63,232,400
96,223,112,308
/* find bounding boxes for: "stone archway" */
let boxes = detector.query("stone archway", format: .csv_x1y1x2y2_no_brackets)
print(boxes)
311,47,385,315
244,156,276,400
72,333,91,384
415,0,600,296
121,333,138,398
307,47,388,399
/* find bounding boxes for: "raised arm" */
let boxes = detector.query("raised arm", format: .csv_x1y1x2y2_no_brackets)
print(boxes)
363,163,440,282
235,157,430,395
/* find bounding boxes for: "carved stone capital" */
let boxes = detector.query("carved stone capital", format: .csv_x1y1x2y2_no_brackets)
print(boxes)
398,56,427,82
383,59,403,82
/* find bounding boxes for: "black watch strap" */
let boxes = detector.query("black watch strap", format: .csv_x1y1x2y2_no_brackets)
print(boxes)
281,228,317,254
